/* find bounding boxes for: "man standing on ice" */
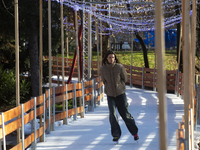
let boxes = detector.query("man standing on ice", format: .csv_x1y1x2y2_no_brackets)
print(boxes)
100,50,139,144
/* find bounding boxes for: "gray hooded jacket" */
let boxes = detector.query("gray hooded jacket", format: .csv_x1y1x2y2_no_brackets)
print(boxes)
100,62,127,97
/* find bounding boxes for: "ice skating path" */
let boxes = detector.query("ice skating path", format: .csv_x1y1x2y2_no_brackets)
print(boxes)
36,86,184,150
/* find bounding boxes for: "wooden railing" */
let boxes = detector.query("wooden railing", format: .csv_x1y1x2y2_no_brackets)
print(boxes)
176,85,200,150
0,76,104,150
49,56,184,95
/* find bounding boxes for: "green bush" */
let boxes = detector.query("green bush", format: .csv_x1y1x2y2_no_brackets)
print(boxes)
0,66,31,109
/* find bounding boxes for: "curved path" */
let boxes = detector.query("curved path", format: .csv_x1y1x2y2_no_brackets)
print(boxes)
35,86,184,150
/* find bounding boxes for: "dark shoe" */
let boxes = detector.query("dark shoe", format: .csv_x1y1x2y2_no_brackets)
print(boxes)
113,137,119,144
113,137,119,142
134,134,139,141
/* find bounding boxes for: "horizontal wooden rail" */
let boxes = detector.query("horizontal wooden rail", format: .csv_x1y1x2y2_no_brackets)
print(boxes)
0,76,104,150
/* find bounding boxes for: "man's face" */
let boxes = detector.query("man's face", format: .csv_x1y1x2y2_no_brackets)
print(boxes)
107,54,115,64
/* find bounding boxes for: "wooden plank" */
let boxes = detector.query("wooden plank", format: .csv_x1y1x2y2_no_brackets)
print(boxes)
67,83,74,91
144,68,154,72
143,73,154,77
24,98,34,113
85,95,93,102
10,142,22,150
55,111,66,122
130,66,143,71
67,92,75,100
55,85,66,94
55,94,66,103
143,83,153,87
68,108,76,117
76,90,83,97
76,83,82,90
2,105,22,125
0,128,2,139
4,117,21,136
77,106,84,114
45,119,49,130
84,80,93,87
166,70,176,74
85,88,93,95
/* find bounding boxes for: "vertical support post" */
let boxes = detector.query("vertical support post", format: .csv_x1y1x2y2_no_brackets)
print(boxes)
43,94,45,142
57,55,59,86
155,0,167,149
48,89,51,134
88,2,92,79
153,68,156,91
39,0,43,139
52,87,55,131
98,76,101,105
39,0,43,96
75,10,80,82
1,113,6,150
65,84,68,124
14,0,20,144
95,18,100,76
175,69,178,95
182,0,190,148
130,32,133,88
142,67,144,89
108,0,111,50
88,80,94,111
100,20,102,68
74,83,77,121
34,97,37,149
93,78,96,108
48,0,52,89
21,104,25,150
82,81,85,117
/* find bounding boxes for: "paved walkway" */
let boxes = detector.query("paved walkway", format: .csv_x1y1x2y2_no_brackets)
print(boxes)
35,87,184,150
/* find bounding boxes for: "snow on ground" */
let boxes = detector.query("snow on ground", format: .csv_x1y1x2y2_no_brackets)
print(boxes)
35,86,184,150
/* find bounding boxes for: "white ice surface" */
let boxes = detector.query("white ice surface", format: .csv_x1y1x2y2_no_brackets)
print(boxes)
35,86,184,150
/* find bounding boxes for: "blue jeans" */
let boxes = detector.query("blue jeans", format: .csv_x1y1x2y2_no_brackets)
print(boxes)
107,93,138,138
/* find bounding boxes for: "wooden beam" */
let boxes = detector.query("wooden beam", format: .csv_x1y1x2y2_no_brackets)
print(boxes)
155,0,167,150
182,0,191,149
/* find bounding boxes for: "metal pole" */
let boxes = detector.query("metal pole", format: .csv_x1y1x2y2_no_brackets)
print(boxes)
95,17,100,76
109,0,111,50
130,32,133,87
100,20,102,68
155,0,167,150
75,10,80,82
183,0,190,149
39,0,43,95
61,0,66,125
88,1,92,79
190,0,196,149
39,0,43,142
48,0,52,89
14,0,20,144
65,17,69,67
21,104,25,150
61,0,64,85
